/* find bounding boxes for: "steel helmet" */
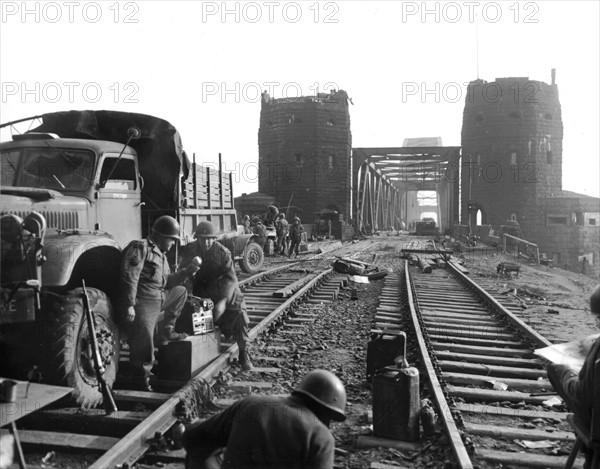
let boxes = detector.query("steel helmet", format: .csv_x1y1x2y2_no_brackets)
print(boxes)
292,369,346,421
152,216,180,239
195,221,218,238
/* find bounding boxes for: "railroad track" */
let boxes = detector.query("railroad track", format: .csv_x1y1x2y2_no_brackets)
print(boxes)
401,253,585,469
12,263,348,468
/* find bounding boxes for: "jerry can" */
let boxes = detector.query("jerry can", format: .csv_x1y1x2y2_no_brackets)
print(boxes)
366,330,406,381
372,362,420,441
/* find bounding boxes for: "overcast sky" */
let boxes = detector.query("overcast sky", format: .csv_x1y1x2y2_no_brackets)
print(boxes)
1,1,599,198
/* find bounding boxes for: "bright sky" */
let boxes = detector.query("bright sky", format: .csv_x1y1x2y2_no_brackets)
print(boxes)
1,1,599,198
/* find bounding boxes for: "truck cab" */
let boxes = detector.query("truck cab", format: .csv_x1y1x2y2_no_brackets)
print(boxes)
1,134,142,249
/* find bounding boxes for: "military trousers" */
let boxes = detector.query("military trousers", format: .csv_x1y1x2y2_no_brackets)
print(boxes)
128,286,187,377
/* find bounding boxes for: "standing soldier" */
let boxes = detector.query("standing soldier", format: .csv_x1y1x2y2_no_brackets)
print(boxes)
288,217,304,258
275,213,289,255
252,216,267,251
180,221,253,371
241,215,252,234
120,215,199,391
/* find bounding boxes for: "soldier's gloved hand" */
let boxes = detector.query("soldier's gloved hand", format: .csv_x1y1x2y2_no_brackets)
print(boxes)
187,256,202,275
126,306,136,322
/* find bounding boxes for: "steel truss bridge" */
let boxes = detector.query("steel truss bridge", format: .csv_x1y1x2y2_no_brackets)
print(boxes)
352,146,461,233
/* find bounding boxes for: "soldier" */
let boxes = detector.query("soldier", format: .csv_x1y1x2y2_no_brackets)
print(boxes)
547,284,600,468
241,215,252,234
263,204,279,228
182,369,347,469
288,217,304,258
275,213,289,255
180,221,253,371
120,216,200,391
252,216,267,251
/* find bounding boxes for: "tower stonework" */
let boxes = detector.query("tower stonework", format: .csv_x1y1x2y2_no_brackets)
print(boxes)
258,90,352,224
461,76,599,276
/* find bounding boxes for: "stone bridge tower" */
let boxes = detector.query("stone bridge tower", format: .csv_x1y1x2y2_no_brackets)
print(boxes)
462,73,600,275
258,90,352,224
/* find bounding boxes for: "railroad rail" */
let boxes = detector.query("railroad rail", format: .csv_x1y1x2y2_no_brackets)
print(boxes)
401,253,585,469
11,263,346,468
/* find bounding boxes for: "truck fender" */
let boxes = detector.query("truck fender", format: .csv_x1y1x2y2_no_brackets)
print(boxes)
42,235,121,288
219,233,259,259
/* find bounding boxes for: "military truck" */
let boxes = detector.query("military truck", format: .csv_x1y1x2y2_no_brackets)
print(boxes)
0,111,264,407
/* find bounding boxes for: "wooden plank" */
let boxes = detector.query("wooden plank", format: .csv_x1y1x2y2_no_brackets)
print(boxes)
475,448,583,469
446,385,550,404
356,435,421,452
0,429,119,451
438,360,547,379
435,350,544,368
454,403,567,421
441,371,550,392
428,334,524,348
464,421,575,441
431,341,533,357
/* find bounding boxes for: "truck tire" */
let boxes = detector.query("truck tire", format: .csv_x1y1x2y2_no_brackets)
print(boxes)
239,241,264,274
45,287,120,409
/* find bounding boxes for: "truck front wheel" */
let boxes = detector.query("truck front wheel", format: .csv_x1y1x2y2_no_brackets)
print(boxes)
45,287,120,409
239,241,264,274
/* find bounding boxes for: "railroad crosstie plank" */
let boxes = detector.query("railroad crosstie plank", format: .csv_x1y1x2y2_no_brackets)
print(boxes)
438,360,547,379
464,421,575,441
447,385,550,404
475,449,584,468
454,403,566,420
442,371,551,392
430,341,533,356
0,429,119,451
435,350,544,368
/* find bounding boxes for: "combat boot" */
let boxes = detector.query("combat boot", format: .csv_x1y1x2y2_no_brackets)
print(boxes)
163,326,188,343
239,347,254,371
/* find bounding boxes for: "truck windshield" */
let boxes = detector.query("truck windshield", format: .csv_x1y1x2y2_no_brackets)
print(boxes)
1,148,95,191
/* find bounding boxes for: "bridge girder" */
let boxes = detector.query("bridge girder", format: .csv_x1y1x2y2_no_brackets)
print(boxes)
352,146,461,232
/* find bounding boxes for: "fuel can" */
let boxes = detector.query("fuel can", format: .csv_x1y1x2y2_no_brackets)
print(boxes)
372,364,420,441
366,330,406,381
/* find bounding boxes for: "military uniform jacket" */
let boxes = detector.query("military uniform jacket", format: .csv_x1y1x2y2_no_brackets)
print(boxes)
120,238,186,307
253,223,267,245
180,241,244,311
276,218,289,236
551,337,600,430
182,394,335,469
289,223,304,241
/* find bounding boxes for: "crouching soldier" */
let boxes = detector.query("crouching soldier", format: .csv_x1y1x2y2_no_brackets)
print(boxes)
182,369,347,469
120,216,200,391
180,221,253,371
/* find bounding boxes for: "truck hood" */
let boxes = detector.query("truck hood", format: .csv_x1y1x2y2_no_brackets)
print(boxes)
0,190,89,231
0,187,63,201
